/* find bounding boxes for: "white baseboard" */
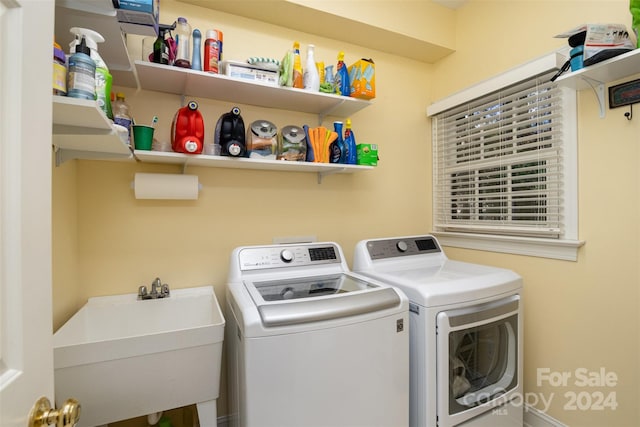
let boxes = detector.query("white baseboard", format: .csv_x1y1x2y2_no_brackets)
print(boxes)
218,407,564,427
524,404,567,427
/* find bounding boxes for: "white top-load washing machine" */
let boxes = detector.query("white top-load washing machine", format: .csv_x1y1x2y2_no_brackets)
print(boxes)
353,235,523,427
226,242,409,427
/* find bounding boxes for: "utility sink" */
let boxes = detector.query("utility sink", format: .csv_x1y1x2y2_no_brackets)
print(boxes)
53,286,225,427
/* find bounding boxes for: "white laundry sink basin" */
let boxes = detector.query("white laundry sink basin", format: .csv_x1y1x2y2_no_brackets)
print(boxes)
53,285,225,427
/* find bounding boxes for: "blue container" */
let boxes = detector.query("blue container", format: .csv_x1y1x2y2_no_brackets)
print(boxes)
570,45,584,71
191,29,202,71
67,37,96,100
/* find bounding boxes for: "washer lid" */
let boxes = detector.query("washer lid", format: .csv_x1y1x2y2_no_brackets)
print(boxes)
357,260,521,307
244,273,402,326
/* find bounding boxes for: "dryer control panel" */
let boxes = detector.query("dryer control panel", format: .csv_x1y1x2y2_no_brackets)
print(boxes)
366,235,442,260
238,243,342,271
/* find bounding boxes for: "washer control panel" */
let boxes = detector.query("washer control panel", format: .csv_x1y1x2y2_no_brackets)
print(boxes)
366,236,442,260
239,243,341,271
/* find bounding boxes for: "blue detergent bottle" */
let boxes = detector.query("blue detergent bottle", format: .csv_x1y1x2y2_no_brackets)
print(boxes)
344,118,357,164
330,121,346,163
67,36,96,100
335,51,351,97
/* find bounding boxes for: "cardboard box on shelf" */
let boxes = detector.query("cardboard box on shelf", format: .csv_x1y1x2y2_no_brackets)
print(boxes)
348,58,375,100
554,23,635,67
114,0,159,36
221,60,279,87
356,144,378,166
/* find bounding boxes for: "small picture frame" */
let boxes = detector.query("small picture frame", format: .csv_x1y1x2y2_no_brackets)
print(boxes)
608,78,640,109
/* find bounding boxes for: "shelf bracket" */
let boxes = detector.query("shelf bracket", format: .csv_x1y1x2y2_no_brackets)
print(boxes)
580,76,606,118
317,167,345,184
317,98,348,125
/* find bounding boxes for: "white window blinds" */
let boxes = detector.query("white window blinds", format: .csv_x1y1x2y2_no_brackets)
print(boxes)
432,71,567,238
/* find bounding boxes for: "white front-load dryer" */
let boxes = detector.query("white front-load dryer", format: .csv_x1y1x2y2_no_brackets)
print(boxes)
226,242,410,427
353,235,523,427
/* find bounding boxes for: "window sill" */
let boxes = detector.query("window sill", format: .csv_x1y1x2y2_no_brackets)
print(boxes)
431,232,585,261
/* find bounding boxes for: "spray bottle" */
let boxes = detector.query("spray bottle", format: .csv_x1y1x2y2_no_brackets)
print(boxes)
334,51,350,97
69,28,112,119
344,118,357,165
67,36,95,100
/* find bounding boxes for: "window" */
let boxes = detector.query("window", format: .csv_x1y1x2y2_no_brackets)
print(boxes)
428,54,583,261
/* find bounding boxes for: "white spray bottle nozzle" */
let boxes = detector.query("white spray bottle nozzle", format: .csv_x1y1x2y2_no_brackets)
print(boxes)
69,27,104,52
69,27,107,69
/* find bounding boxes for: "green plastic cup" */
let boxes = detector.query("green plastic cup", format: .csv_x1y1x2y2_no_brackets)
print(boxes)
133,125,154,150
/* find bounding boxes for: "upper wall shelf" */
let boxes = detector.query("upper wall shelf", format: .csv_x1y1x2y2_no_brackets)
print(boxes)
134,61,371,119
555,49,640,118
55,0,138,88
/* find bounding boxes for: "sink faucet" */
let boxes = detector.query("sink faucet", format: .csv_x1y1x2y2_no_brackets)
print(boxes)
151,277,162,296
138,277,170,300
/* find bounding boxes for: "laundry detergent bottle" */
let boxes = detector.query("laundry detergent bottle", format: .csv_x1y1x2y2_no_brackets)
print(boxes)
330,121,346,163
344,118,357,165
171,101,204,154
335,51,350,97
215,107,246,157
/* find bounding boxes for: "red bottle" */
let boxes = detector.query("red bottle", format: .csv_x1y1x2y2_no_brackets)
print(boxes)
171,101,204,154
203,29,221,73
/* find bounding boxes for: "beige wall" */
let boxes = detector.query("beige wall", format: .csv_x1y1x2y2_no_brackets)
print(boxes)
430,1,640,426
52,0,433,421
52,0,639,426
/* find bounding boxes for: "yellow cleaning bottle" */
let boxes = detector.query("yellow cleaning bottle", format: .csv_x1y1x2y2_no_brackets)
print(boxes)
292,41,303,89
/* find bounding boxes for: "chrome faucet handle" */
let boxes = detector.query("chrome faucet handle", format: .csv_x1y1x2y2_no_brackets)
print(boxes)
138,285,148,299
161,283,170,297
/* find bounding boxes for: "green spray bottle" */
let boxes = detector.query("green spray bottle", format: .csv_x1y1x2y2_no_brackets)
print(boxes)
632,0,640,48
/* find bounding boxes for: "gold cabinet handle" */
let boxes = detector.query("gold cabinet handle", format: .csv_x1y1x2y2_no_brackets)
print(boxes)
28,397,81,427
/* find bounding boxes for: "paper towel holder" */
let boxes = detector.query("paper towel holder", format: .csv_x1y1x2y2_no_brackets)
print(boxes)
131,172,202,200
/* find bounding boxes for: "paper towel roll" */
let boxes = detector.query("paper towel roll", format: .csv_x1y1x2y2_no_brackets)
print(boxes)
133,173,200,200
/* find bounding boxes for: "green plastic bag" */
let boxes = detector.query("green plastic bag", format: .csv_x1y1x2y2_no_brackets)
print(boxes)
279,50,293,87
631,0,640,47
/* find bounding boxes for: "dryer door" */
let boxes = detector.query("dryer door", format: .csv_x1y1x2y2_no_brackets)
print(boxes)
436,295,521,427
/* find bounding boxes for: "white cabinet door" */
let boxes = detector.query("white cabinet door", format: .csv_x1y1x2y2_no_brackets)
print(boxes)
0,1,56,426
